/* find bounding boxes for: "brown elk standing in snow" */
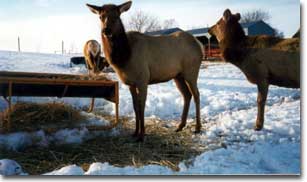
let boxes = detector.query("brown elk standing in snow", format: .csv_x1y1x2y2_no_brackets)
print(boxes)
86,1,204,141
209,9,300,131
84,40,109,112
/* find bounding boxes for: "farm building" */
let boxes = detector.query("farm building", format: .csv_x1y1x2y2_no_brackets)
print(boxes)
146,21,275,59
145,27,183,36
187,20,274,42
187,20,275,59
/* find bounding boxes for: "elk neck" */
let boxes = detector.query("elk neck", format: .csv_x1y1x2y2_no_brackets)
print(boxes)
219,28,248,66
101,24,131,69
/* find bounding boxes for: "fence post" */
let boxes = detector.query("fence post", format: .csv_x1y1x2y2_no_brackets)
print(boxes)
62,40,64,55
18,37,21,52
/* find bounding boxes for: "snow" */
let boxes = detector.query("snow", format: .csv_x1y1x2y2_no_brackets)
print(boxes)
0,129,88,151
0,159,26,176
44,165,84,175
85,163,174,175
0,50,301,175
36,141,301,175
178,141,300,175
0,111,117,151
0,126,121,151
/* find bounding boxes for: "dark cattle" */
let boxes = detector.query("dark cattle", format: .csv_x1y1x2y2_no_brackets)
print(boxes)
70,56,108,71
70,57,86,67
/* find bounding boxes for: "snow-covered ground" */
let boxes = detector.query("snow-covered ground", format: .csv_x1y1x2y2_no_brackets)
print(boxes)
0,50,301,175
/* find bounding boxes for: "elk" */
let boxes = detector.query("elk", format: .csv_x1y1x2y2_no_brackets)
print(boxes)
83,40,109,112
209,9,300,131
84,40,109,76
86,1,204,141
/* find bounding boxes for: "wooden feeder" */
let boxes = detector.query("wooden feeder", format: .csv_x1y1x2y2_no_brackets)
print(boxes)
0,71,119,132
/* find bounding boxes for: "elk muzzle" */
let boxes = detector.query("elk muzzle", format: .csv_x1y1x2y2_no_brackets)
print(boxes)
102,28,112,37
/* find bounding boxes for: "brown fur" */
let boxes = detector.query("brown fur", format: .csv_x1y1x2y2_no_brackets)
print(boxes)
246,35,300,52
209,9,300,130
87,1,204,141
83,40,109,112
83,40,109,75
293,29,300,38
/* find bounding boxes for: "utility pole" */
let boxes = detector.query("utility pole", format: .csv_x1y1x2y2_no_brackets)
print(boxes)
18,37,21,52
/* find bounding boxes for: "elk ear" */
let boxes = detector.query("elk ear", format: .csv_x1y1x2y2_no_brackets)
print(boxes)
86,4,102,14
234,13,241,21
223,9,232,21
119,1,132,14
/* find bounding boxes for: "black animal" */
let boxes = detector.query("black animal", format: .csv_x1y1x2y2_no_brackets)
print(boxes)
70,56,108,70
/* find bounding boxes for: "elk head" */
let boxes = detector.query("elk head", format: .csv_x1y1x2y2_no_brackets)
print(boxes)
86,1,132,38
208,9,243,44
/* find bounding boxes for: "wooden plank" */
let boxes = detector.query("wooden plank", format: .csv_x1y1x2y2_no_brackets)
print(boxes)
0,71,120,132
0,83,116,102
115,82,119,124
0,77,116,86
0,72,118,103
7,82,12,131
0,71,82,77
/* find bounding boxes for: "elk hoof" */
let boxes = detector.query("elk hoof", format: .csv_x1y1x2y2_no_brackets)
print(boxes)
254,124,263,131
132,132,139,138
175,128,183,132
194,125,202,134
176,124,186,132
194,129,201,134
135,136,144,142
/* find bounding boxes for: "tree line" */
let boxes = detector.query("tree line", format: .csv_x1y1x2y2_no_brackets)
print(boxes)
126,9,284,38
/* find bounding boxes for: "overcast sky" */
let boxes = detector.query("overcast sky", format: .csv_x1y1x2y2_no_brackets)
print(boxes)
0,0,300,53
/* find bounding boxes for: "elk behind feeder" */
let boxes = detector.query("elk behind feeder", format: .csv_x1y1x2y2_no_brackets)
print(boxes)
83,40,109,112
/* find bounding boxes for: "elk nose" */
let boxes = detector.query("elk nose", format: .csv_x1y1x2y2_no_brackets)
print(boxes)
208,27,213,35
102,28,112,36
208,26,216,36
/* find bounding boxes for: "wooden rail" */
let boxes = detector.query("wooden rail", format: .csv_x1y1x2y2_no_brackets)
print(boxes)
0,71,120,132
204,45,221,60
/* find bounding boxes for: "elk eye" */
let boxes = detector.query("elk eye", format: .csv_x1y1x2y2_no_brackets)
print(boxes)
100,15,106,20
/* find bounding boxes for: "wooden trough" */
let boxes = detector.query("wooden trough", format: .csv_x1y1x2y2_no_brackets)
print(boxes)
0,71,119,132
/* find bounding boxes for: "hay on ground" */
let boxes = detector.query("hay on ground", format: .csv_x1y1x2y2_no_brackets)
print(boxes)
0,102,85,132
0,117,204,175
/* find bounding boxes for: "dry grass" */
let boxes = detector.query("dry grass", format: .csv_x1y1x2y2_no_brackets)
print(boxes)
0,115,203,175
0,102,85,132
0,102,205,175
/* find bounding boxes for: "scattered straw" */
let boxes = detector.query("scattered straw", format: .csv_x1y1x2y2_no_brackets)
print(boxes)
1,117,204,175
0,102,85,132
0,102,207,175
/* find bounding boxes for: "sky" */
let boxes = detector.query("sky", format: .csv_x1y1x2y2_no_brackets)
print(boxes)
0,0,301,53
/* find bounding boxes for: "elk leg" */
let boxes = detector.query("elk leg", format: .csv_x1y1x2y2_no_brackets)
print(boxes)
174,77,192,132
129,86,140,137
87,70,95,113
186,80,202,133
85,59,90,70
255,81,269,131
88,98,95,113
136,85,148,142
